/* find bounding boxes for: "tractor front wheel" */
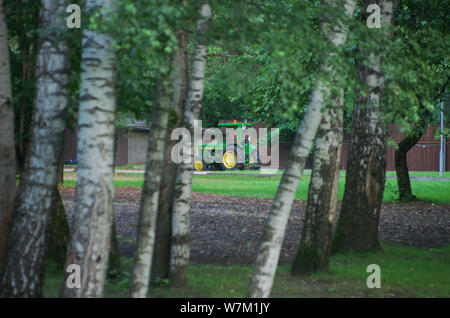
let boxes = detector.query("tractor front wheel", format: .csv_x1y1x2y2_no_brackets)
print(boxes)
194,160,204,171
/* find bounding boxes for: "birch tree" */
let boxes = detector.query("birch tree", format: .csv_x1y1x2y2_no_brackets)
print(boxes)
332,0,396,254
248,0,356,298
130,77,172,297
62,0,117,298
0,0,16,274
291,94,343,276
170,2,212,287
0,0,70,297
152,28,188,284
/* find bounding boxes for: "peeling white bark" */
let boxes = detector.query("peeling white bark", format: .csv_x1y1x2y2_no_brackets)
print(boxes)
332,0,396,254
151,28,188,284
0,0,16,273
291,91,343,275
130,78,172,298
170,2,212,287
0,0,70,297
62,0,116,298
248,0,356,298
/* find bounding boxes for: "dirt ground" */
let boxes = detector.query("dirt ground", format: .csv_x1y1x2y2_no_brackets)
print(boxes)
60,187,450,265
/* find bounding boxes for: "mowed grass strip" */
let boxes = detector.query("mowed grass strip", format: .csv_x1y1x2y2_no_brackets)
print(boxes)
62,174,450,203
43,244,450,298
191,169,450,178
192,175,450,203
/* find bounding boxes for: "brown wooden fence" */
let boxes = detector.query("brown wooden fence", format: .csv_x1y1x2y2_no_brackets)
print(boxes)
63,128,130,167
274,124,449,171
64,123,449,171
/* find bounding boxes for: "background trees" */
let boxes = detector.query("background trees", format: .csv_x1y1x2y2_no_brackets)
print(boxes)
388,0,449,201
5,0,40,172
0,0,16,274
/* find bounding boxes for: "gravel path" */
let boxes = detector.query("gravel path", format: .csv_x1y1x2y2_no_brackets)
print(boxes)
60,187,450,265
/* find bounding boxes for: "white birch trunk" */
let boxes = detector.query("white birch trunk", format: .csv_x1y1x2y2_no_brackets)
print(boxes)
0,0,16,273
130,78,172,298
0,0,70,297
170,3,212,287
248,0,356,298
151,28,188,284
332,0,396,253
62,0,116,298
291,93,343,275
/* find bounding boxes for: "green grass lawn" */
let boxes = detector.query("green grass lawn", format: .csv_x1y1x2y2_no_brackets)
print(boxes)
63,173,450,203
192,175,450,203
386,171,450,178
43,244,450,298
57,172,449,298
114,164,145,170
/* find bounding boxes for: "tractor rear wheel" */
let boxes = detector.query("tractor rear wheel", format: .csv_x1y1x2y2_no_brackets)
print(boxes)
249,150,261,170
220,146,242,170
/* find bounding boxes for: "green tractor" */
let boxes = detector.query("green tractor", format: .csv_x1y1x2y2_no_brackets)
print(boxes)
194,122,261,171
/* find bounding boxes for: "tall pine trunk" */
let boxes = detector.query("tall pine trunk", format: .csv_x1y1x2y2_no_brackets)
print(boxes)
62,0,116,298
332,0,396,254
170,2,212,287
130,77,172,298
151,29,188,285
291,97,343,276
0,0,70,297
0,0,17,274
248,0,356,298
